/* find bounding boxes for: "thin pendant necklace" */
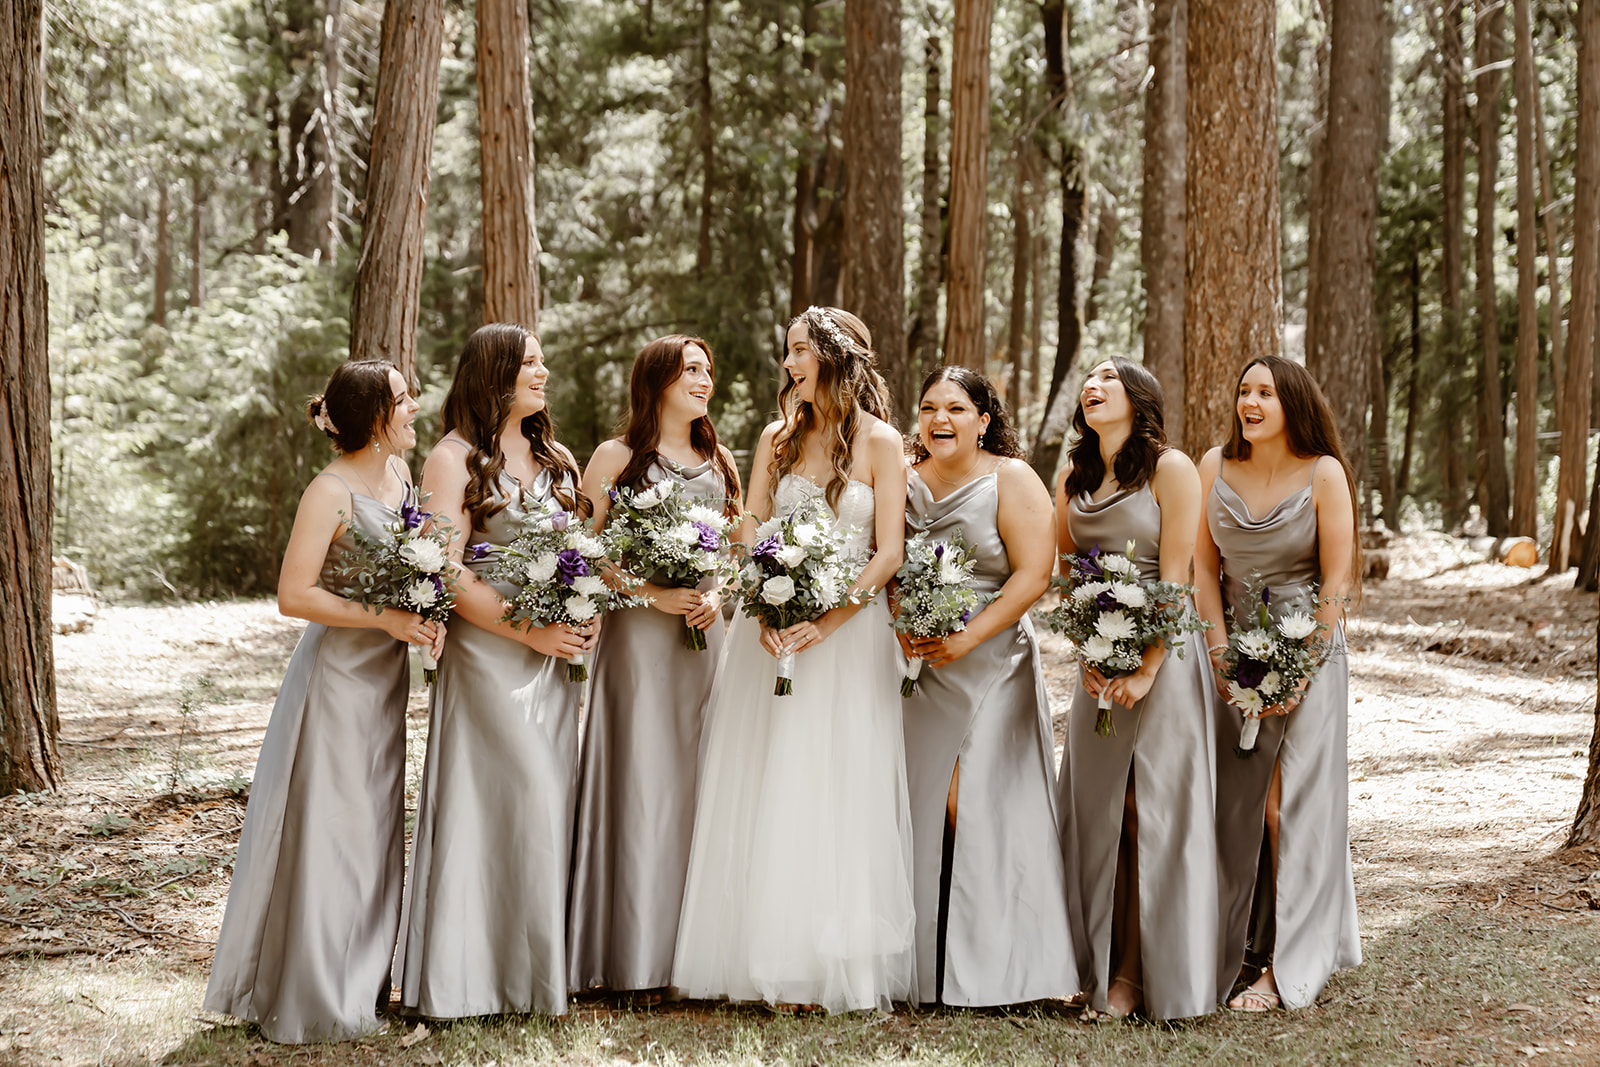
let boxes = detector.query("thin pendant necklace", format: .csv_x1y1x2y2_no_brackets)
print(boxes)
926,451,983,489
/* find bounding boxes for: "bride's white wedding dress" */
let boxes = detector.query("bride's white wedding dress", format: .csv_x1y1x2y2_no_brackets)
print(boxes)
672,474,917,1012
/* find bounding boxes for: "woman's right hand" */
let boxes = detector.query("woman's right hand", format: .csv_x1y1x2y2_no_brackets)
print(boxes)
522,619,599,659
1207,644,1231,701
894,630,916,659
647,585,704,617
379,609,438,647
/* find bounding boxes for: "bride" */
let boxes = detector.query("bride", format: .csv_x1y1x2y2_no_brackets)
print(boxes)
672,306,916,1012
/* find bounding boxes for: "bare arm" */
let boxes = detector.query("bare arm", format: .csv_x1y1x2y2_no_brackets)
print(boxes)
1312,454,1356,635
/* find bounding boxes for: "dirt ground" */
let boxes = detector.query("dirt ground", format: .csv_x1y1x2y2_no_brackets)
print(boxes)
1,530,1597,1066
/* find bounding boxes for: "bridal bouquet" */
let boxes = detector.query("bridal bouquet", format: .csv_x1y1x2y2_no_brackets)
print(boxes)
734,498,864,696
603,479,736,651
1217,575,1332,757
891,532,995,697
1038,541,1208,736
332,496,476,683
489,497,645,682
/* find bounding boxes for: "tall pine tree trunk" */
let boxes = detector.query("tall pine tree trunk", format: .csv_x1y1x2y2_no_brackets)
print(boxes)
911,12,943,387
790,0,820,317
1511,0,1540,539
0,0,61,796
1439,0,1469,528
695,0,714,278
349,0,445,382
477,0,541,328
943,0,995,369
153,180,169,326
1305,0,1383,471
1082,193,1118,329
1533,44,1565,428
1184,0,1282,457
1397,248,1422,497
1143,0,1185,448
1004,153,1031,405
1475,0,1511,536
1559,0,1599,576
843,0,908,420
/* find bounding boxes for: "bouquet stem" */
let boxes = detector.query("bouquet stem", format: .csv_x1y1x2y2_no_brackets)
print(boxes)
684,617,708,652
1235,713,1260,759
567,652,589,684
774,650,795,696
1094,690,1117,738
421,647,439,685
901,656,924,698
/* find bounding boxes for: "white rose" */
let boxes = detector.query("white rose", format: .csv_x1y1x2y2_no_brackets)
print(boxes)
775,544,807,568
573,575,608,598
1080,634,1116,663
406,578,439,609
1237,630,1278,659
1228,682,1265,715
1095,611,1137,641
760,575,796,605
1277,611,1317,640
399,537,446,574
1072,580,1112,603
1111,582,1147,609
565,595,598,621
525,553,558,584
793,523,821,547
938,559,967,585
1259,670,1284,697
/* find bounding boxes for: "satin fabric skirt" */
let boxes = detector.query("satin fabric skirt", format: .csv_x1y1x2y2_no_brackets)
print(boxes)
395,617,581,1018
672,600,917,1013
901,617,1076,1006
1213,626,1360,1009
567,602,722,991
1060,628,1219,1019
204,623,409,1044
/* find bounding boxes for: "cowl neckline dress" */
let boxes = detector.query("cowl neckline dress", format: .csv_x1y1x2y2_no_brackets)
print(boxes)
1208,467,1360,1009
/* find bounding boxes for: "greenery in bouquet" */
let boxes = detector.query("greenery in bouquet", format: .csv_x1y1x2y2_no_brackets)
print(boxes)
1218,574,1333,757
891,531,996,696
603,479,737,651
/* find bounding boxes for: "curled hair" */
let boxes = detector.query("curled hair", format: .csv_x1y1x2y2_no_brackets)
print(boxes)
907,365,1025,464
614,335,741,518
769,307,893,512
1222,355,1362,596
440,322,588,532
306,359,399,454
1062,358,1168,499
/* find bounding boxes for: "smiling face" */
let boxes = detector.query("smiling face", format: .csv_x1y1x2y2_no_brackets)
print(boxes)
661,343,713,423
918,378,989,465
783,321,820,406
1080,361,1133,433
509,335,550,419
378,368,420,451
1236,362,1286,444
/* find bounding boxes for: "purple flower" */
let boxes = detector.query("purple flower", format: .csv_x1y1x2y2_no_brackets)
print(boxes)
1262,586,1272,606
1075,545,1104,578
960,606,975,625
468,542,492,561
399,501,426,530
550,510,570,532
1235,656,1268,690
1095,590,1120,612
934,543,945,561
692,520,721,552
752,533,783,561
430,574,446,598
555,548,589,586
608,487,620,503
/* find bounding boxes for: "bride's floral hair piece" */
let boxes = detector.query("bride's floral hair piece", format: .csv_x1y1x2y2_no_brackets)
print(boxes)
313,400,337,436
802,305,852,356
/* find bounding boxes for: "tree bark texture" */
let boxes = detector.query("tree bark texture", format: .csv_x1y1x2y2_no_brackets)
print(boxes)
1439,0,1469,528
1571,623,1600,845
1474,0,1511,536
477,0,541,328
1082,193,1118,329
153,180,169,326
1004,156,1031,405
284,0,337,259
943,0,995,369
1557,0,1600,574
0,0,62,795
1510,0,1540,540
1397,249,1422,497
911,11,943,390
695,0,714,278
1183,0,1282,458
1533,60,1565,433
1305,0,1383,472
348,0,445,382
843,0,908,422
1142,0,1186,448
789,0,821,318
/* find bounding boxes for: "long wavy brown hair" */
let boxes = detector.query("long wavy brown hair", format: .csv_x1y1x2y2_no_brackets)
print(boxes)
614,335,741,518
1062,357,1168,499
439,322,588,531
769,307,892,512
907,366,1025,464
1223,354,1362,596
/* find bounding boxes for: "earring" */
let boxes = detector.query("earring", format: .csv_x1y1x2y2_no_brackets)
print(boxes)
374,441,383,455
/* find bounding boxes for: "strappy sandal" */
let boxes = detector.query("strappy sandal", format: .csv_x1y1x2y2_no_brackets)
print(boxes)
1227,986,1281,1012
1105,976,1144,1020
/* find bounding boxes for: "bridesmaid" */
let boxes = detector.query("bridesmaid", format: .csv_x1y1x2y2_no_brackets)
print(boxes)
568,335,741,996
395,322,597,1019
1056,358,1218,1020
899,367,1076,1007
206,360,438,1043
1195,355,1360,1012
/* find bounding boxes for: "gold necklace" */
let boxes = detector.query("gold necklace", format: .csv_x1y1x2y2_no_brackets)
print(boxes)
925,451,984,488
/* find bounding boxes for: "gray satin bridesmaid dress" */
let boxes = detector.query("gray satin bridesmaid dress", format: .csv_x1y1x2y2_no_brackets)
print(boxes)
1208,464,1360,1009
567,457,728,992
901,470,1077,1007
395,464,581,1018
205,476,410,1044
1061,483,1219,1020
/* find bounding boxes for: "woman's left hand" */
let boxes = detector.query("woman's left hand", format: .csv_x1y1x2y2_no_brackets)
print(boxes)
685,588,722,630
909,629,978,669
776,615,837,656
1102,668,1155,708
429,621,448,662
